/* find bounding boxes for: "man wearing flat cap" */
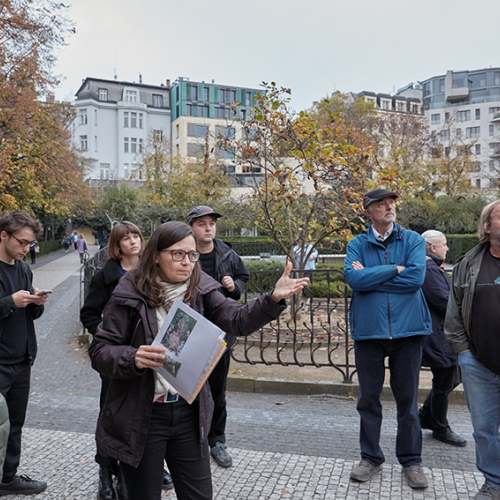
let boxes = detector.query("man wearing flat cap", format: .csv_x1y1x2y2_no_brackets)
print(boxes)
187,206,249,468
344,189,431,489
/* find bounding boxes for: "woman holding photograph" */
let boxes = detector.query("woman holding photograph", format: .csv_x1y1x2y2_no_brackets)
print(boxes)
88,221,308,500
80,222,151,500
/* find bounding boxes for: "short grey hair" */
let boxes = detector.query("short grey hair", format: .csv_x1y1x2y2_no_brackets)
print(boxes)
421,230,445,253
478,200,500,244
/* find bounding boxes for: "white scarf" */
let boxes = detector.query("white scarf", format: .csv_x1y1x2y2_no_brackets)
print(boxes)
153,280,189,402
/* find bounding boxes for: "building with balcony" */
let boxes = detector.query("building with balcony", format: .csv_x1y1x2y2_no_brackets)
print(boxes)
397,68,500,190
170,78,263,189
72,77,171,186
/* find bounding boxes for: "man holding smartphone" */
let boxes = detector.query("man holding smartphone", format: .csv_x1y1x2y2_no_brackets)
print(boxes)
0,210,49,496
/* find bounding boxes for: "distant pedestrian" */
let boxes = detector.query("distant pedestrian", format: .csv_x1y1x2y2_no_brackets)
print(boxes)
28,240,38,266
93,230,99,246
62,233,71,253
419,230,466,447
76,234,87,264
0,210,49,496
344,189,431,489
71,231,78,251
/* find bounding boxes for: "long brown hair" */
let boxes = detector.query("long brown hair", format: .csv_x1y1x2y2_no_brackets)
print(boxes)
126,221,201,308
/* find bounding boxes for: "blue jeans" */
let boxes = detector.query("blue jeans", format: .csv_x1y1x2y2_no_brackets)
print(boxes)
459,350,500,489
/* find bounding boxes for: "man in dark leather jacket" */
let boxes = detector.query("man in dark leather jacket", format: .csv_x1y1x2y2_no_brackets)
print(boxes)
188,206,249,468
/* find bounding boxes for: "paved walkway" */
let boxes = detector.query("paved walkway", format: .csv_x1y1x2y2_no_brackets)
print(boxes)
7,248,483,499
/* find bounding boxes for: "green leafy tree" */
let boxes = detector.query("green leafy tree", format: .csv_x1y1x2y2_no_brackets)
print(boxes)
98,184,139,227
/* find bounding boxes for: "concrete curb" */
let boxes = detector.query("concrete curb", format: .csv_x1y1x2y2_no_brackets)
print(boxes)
227,375,467,405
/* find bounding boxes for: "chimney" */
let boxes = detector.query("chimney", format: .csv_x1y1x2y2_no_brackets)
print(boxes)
46,93,55,104
166,79,171,87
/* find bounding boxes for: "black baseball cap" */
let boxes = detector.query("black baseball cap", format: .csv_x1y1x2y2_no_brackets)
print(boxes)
187,206,223,224
363,189,399,209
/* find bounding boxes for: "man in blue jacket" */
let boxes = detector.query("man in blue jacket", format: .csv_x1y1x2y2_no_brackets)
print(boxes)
344,189,431,489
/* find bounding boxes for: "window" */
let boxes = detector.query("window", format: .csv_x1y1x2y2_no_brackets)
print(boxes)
187,124,209,137
489,107,500,114
100,164,110,180
457,110,471,122
124,137,129,153
411,104,419,114
219,89,225,103
456,128,462,139
214,146,234,159
152,94,163,107
382,101,389,110
139,113,143,129
186,104,192,116
431,114,440,125
241,109,246,119
490,160,495,172
80,109,87,125
445,112,450,123
246,91,251,106
176,124,179,139
124,112,129,128
187,143,204,156
490,143,500,155
466,127,480,138
139,139,143,153
469,73,486,88
397,101,405,112
80,135,87,151
490,125,494,137
130,138,136,154
476,109,481,120
476,144,481,155
228,90,236,103
153,130,163,142
440,130,450,141
98,88,108,101
94,109,98,126
94,136,98,152
440,79,445,93
198,105,208,118
190,85,198,101
124,164,129,180
476,179,481,188
125,90,137,102
214,106,220,119
131,112,137,128
203,87,209,101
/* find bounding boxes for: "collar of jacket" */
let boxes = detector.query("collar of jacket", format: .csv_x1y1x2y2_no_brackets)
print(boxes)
101,259,124,286
426,253,444,267
362,222,405,245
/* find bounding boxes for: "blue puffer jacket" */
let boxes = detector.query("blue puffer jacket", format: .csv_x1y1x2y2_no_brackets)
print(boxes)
344,223,431,341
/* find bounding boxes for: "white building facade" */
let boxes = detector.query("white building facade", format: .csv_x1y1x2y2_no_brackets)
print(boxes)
72,78,171,186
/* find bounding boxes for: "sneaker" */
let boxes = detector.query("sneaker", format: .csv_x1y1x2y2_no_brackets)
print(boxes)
403,465,428,489
162,470,174,490
432,428,467,447
475,483,500,500
210,442,233,468
350,460,382,482
0,474,47,496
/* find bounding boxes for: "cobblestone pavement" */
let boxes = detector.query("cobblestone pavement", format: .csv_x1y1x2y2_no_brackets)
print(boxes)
7,248,483,499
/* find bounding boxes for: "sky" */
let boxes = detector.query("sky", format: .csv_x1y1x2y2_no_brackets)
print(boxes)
54,0,500,112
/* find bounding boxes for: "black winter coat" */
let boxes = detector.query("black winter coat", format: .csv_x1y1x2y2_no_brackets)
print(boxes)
421,254,457,368
88,272,286,468
80,259,123,335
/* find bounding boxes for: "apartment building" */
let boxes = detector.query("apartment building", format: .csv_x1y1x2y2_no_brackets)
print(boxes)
72,77,171,186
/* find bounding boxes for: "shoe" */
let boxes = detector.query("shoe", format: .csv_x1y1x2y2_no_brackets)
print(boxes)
432,428,467,447
0,474,47,496
98,466,116,500
210,442,233,468
403,465,428,489
162,470,174,490
419,410,433,431
350,460,382,482
475,483,500,500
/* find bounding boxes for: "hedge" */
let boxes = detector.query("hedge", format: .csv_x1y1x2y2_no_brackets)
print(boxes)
445,235,479,264
224,237,344,256
38,240,63,257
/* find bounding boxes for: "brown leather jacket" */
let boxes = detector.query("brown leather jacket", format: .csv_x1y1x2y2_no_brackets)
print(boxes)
88,272,286,467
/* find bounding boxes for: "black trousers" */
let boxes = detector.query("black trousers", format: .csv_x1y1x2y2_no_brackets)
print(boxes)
0,360,31,482
354,336,424,468
207,349,231,447
120,399,211,500
95,375,118,470
419,365,460,435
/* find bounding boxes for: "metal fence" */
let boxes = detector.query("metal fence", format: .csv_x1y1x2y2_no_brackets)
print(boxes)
79,253,357,382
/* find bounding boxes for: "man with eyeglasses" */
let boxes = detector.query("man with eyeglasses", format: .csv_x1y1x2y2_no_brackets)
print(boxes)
0,210,49,496
187,206,249,468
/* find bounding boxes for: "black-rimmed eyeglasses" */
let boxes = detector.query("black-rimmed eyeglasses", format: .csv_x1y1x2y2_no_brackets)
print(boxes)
9,234,36,247
161,249,200,262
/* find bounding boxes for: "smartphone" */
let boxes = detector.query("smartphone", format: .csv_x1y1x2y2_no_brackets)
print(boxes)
36,290,53,296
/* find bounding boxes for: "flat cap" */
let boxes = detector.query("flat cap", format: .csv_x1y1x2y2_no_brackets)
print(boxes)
187,206,222,223
363,189,399,209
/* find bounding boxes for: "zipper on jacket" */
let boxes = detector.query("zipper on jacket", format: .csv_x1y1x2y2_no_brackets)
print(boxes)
385,248,392,338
